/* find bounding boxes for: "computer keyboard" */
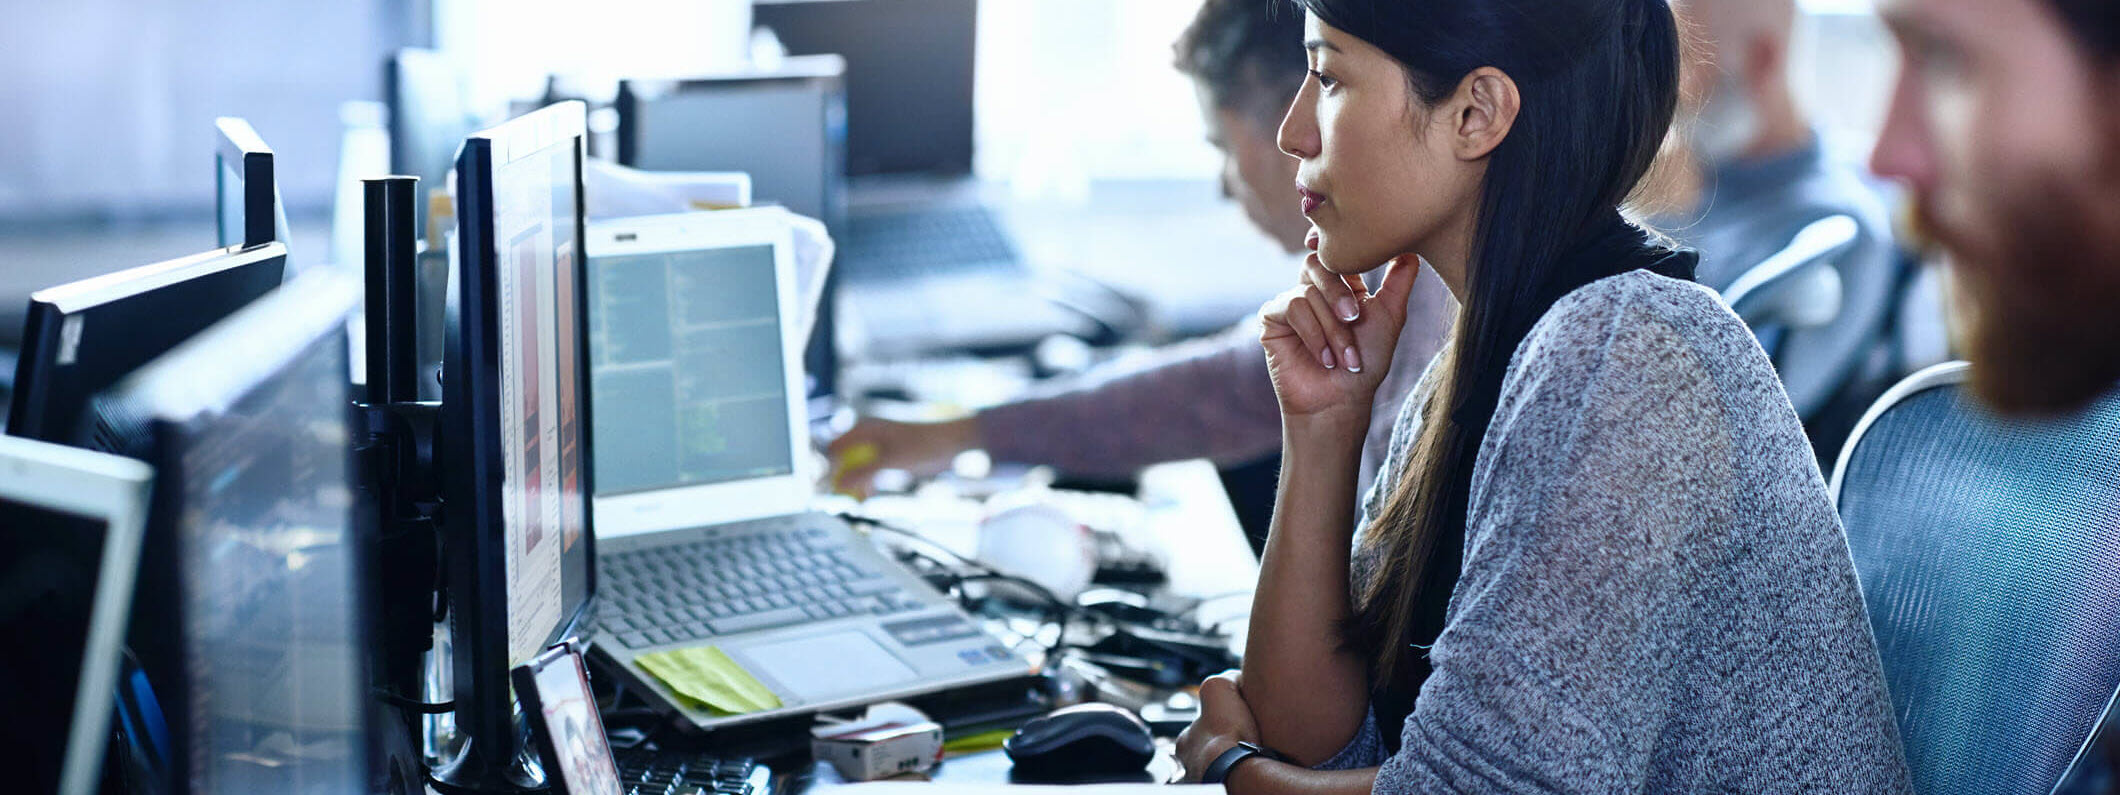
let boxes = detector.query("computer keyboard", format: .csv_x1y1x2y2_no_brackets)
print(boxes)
614,751,771,795
598,526,932,648
839,206,1021,285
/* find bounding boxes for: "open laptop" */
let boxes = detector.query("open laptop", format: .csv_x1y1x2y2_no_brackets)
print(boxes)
582,208,1036,735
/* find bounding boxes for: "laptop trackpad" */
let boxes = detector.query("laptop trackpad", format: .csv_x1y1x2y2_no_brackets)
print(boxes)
735,631,919,702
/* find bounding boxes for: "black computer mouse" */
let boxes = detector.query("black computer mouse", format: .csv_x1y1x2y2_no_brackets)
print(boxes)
1003,702,1157,777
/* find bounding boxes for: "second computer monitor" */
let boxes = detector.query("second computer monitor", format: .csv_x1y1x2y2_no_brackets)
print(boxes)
445,100,596,773
214,117,291,250
83,268,368,792
6,242,288,445
752,0,977,177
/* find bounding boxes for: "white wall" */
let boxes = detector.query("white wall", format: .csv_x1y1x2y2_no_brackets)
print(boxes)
0,0,406,219
0,0,1901,220
973,0,1220,195
968,0,1903,190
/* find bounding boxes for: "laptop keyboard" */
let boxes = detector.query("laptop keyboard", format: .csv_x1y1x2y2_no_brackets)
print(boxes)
615,751,770,795
598,526,933,649
839,206,1021,284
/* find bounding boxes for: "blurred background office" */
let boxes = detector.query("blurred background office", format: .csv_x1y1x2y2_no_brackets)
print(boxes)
0,0,1953,499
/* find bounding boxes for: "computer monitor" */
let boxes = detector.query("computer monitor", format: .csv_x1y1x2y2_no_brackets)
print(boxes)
83,267,369,793
386,48,479,244
613,59,848,409
752,0,977,177
0,435,153,795
443,100,596,782
6,242,288,445
614,56,848,231
215,117,292,250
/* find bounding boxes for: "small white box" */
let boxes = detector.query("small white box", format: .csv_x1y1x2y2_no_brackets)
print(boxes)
810,703,946,782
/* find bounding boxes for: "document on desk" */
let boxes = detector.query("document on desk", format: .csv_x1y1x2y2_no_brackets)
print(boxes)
811,784,1220,795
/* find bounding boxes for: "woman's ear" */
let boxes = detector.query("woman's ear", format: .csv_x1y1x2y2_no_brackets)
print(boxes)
1450,67,1521,161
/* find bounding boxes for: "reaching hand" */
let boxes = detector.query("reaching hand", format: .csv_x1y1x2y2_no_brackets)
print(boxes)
1261,254,1422,424
824,416,977,499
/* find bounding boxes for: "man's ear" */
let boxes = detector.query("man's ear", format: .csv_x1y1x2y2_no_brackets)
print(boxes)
1451,67,1520,161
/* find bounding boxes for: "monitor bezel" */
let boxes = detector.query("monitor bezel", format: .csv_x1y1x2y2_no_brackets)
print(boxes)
0,436,153,795
446,100,598,767
214,117,278,250
6,242,289,444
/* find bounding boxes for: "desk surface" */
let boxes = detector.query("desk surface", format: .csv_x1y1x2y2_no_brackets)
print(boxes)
792,460,1255,789
840,460,1259,645
800,745,1184,790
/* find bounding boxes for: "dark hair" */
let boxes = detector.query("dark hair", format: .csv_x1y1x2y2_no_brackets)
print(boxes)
1175,0,1310,127
1297,0,1687,707
2048,0,2120,61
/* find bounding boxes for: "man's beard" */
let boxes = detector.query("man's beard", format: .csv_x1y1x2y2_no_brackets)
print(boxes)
1921,153,2120,417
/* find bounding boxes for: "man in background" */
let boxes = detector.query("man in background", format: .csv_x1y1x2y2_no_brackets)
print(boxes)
1867,0,2120,790
1870,0,2119,417
827,0,1455,521
1658,0,1903,459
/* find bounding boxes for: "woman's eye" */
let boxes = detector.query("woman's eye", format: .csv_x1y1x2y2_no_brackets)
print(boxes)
1308,68,1338,91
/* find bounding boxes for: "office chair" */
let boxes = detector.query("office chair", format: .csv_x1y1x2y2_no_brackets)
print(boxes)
1722,213,1858,335
1830,362,2120,794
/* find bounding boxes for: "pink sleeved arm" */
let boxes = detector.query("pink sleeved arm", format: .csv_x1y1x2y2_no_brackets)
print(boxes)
974,324,1284,480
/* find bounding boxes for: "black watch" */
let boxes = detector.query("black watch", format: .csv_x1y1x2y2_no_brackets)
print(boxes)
1201,740,1281,785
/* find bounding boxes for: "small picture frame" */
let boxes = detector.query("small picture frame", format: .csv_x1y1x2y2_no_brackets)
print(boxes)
514,641,624,795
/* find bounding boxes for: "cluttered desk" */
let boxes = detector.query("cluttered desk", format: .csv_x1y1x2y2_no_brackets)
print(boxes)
570,159,1258,792
2,88,1262,795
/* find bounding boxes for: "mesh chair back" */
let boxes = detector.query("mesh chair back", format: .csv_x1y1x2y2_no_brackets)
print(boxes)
1831,363,2120,794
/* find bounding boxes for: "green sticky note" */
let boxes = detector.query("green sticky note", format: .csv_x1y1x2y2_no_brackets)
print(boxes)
635,646,783,715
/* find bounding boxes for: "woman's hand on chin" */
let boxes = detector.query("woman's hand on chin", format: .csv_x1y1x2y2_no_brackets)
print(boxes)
1261,253,1420,428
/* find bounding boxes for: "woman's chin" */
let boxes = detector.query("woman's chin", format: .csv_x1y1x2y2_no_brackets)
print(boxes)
1313,239,1380,275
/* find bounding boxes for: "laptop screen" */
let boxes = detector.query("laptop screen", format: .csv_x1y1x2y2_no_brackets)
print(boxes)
589,243,796,497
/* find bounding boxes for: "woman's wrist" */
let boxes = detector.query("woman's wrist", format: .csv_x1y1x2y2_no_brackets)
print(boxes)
1223,756,1282,795
1282,407,1371,451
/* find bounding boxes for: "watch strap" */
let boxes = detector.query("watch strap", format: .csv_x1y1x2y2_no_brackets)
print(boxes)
1201,741,1279,785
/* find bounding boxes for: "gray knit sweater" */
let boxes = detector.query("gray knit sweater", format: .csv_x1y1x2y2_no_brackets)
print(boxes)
1316,270,1912,792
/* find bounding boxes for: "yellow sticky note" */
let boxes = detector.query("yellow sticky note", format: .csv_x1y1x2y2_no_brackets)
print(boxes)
635,646,783,715
831,442,880,495
942,729,1016,755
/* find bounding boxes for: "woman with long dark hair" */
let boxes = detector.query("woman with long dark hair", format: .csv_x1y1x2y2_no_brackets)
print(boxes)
1174,0,1911,790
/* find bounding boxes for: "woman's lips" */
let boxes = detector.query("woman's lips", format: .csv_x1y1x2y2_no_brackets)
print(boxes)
1306,227,1320,251
1298,186,1326,216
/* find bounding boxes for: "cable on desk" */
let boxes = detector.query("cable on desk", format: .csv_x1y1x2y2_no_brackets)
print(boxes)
372,688,454,715
836,512,1235,678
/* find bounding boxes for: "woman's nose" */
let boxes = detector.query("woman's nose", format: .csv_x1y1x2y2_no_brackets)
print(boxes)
1278,84,1320,160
